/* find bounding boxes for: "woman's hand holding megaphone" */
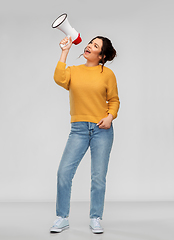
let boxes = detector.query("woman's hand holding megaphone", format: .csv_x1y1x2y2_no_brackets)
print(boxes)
59,36,72,51
59,36,73,63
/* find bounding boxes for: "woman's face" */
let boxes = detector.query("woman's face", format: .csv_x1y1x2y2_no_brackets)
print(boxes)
83,38,103,63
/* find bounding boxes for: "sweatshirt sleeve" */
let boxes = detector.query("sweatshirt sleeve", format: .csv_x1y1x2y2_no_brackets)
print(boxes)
106,71,120,119
54,61,71,90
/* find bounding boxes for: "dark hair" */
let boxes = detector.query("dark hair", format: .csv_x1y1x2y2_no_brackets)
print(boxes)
90,36,117,66
79,36,117,72
88,36,116,72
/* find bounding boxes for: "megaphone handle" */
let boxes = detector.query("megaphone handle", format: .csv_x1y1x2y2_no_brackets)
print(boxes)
60,35,70,48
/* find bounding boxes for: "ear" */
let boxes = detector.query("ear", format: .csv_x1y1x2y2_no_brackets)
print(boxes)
99,54,106,60
99,55,106,60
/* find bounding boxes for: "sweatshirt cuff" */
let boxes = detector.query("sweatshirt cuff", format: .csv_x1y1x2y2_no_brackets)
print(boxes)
56,61,66,69
108,110,117,120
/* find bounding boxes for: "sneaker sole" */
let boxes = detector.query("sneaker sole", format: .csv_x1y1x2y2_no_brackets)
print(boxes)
50,225,69,233
89,226,104,234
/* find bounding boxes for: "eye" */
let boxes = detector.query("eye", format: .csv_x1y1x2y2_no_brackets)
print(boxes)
94,44,98,48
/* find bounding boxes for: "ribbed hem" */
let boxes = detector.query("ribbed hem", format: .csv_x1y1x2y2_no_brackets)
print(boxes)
107,110,117,120
57,61,66,67
71,115,108,124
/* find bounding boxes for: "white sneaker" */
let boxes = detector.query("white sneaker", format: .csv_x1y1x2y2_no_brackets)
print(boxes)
50,217,69,233
89,218,104,234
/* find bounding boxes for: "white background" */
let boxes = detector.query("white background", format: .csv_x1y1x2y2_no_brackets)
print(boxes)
0,0,174,202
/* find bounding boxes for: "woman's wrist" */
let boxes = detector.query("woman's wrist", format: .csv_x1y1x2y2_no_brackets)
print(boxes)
108,113,113,121
59,50,69,63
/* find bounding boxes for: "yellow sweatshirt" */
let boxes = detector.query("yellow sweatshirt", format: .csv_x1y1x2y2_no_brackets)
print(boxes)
54,61,120,123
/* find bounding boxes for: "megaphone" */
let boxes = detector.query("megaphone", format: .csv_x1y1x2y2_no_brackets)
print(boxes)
52,13,82,47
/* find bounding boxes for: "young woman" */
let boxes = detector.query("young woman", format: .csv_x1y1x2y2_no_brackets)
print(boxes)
50,36,120,234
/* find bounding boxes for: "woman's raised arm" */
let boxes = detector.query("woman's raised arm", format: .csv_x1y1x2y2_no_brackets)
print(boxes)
59,36,73,63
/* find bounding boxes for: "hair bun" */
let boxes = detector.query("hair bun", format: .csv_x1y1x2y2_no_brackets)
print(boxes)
107,48,116,61
95,36,117,64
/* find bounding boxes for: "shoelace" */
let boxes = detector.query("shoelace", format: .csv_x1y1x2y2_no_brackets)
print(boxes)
53,217,64,227
93,218,101,228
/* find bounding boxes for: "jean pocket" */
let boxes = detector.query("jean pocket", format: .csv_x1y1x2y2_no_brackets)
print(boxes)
70,122,82,133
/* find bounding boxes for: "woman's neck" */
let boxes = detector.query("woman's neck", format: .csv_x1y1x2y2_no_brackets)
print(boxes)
85,61,99,67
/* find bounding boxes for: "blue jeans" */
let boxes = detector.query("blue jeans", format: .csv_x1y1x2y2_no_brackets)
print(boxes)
56,122,114,219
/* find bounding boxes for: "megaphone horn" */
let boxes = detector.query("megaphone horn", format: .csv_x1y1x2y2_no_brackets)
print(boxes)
52,13,82,46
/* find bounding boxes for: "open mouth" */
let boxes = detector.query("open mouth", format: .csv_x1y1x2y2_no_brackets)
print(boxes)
85,48,91,54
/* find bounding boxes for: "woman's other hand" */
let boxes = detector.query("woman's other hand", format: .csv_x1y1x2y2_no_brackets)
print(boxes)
97,114,113,129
